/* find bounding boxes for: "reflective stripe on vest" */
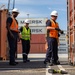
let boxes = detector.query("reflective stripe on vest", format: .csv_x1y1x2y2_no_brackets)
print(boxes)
21,27,30,40
10,17,18,32
49,19,59,38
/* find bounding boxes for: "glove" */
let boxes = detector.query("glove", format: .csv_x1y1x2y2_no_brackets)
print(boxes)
58,33,60,37
55,28,61,31
60,31,64,34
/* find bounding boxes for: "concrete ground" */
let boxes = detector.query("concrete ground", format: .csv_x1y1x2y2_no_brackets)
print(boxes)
0,54,75,75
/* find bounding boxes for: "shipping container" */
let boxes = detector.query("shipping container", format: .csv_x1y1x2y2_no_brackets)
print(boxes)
17,18,67,55
67,0,75,65
0,9,8,60
17,18,47,54
58,31,68,54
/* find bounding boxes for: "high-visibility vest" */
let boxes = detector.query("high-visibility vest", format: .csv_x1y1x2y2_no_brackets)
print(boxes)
49,19,59,39
10,17,18,32
21,26,31,40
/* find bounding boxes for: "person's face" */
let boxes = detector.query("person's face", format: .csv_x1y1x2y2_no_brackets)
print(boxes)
25,23,29,27
51,15,57,21
12,12,19,18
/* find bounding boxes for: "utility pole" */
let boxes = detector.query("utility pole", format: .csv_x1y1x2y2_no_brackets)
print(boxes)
13,0,15,9
8,0,10,13
8,0,10,16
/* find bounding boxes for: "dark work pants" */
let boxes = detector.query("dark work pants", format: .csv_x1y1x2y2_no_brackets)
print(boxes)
21,39,30,61
45,37,58,62
7,31,18,63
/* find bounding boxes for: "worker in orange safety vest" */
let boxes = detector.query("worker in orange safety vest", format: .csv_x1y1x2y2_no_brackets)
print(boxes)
6,8,20,66
44,10,63,66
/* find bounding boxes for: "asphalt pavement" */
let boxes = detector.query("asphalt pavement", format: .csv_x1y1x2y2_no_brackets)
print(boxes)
0,54,75,75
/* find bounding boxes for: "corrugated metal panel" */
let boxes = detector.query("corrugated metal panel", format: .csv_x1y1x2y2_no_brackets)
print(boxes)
69,0,72,10
0,11,1,56
17,34,46,53
31,34,45,43
30,34,46,53
0,9,8,60
17,41,22,54
68,0,75,65
58,48,68,54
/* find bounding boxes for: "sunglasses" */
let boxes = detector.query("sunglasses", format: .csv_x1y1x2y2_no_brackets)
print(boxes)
51,15,57,17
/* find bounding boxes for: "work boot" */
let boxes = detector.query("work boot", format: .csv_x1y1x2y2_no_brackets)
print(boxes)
49,61,54,66
23,60,27,63
44,60,50,64
54,60,60,65
15,62,18,64
26,59,30,62
9,62,17,66
49,62,54,66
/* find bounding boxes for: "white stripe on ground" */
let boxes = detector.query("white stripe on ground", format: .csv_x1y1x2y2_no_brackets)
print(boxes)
0,68,24,70
57,65,70,75
46,65,52,75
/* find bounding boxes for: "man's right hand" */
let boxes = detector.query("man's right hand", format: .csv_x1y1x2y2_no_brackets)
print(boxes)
55,28,61,31
60,31,64,34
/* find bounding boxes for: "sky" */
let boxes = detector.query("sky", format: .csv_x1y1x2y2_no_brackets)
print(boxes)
0,0,67,30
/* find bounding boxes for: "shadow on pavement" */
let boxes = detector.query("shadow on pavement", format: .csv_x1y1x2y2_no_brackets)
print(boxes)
0,60,46,71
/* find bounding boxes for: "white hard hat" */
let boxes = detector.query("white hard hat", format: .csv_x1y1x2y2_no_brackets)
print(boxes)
50,10,58,16
12,8,19,13
25,19,30,23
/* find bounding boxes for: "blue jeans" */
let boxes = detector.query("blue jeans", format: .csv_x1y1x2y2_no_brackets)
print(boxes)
45,37,58,62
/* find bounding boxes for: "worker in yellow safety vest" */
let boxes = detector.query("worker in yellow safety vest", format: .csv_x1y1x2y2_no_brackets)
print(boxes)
19,19,31,63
